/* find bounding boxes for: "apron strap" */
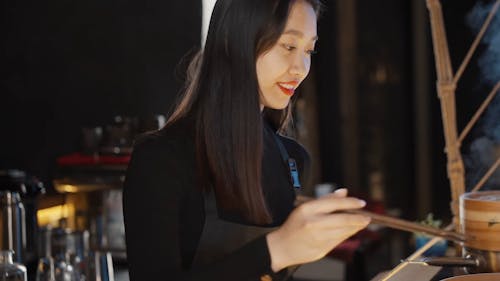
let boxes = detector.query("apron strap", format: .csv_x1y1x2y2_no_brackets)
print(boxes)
271,132,302,191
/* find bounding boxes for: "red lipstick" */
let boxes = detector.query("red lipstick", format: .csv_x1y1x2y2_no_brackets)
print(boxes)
277,81,298,96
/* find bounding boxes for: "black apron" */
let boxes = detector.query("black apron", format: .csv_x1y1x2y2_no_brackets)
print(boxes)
191,129,301,280
190,192,298,280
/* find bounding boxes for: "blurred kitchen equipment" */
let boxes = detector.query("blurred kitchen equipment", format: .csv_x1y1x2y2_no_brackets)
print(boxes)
82,127,103,156
99,116,136,156
52,177,126,258
0,250,27,281
99,115,165,155
86,251,114,281
53,152,126,281
137,114,166,132
50,226,88,281
0,169,45,264
36,226,55,281
50,115,165,280
55,132,130,258
0,191,25,263
37,222,114,281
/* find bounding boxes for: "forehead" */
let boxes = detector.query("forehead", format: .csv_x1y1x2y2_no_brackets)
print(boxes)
283,0,317,39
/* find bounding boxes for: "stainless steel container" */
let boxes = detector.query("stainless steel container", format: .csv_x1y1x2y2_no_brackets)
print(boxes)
0,191,26,263
0,250,27,281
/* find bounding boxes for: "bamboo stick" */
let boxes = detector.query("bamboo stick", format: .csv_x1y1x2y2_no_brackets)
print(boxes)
471,157,500,192
453,0,500,84
458,80,500,143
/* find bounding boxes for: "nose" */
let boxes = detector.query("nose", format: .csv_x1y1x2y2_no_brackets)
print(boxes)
289,52,310,79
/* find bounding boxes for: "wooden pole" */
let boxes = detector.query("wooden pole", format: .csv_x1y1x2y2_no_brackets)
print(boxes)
426,0,466,228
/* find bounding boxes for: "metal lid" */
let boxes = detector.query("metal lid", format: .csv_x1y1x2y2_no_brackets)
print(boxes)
0,169,45,196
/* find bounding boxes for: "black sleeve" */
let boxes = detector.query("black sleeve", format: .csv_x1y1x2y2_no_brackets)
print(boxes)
123,136,286,281
123,136,185,280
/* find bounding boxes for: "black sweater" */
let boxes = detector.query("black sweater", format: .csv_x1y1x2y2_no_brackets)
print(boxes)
123,117,310,280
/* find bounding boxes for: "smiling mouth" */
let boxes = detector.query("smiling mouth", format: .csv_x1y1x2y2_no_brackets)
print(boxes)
277,83,297,96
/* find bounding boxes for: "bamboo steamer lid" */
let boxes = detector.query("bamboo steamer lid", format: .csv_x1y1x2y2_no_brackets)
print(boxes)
460,191,500,251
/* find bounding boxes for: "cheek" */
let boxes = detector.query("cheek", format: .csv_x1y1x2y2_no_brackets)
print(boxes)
305,59,311,75
257,51,287,86
256,57,267,86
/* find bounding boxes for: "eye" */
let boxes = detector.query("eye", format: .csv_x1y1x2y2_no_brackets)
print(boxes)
306,49,317,55
282,44,296,51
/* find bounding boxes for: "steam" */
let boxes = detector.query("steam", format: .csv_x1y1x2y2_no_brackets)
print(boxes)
464,1,500,190
466,1,500,87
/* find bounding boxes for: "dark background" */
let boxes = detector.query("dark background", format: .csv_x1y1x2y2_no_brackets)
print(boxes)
1,1,201,182
1,0,496,226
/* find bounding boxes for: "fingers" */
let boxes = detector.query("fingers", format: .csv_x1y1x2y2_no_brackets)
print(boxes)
295,188,347,207
304,213,370,234
331,188,348,197
270,188,371,270
317,213,371,228
300,193,366,215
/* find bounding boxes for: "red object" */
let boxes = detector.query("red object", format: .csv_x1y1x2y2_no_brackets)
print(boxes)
57,153,131,166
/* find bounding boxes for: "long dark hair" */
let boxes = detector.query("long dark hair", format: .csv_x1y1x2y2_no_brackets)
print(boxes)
168,0,320,224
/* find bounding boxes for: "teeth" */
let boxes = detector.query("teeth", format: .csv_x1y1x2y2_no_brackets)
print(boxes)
279,83,295,90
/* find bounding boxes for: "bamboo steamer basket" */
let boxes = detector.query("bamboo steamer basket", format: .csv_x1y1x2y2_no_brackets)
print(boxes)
460,190,500,251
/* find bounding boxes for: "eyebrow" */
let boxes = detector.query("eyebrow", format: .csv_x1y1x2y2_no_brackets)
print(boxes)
282,29,319,41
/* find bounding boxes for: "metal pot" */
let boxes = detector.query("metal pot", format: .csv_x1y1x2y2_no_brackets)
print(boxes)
412,247,500,274
441,273,500,281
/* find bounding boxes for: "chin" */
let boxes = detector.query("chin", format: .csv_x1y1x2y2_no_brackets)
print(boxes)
264,98,291,110
266,103,289,110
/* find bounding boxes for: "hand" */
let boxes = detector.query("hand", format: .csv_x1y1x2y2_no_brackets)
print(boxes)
266,188,370,272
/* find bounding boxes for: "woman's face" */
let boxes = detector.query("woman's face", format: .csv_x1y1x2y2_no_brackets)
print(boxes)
256,0,318,110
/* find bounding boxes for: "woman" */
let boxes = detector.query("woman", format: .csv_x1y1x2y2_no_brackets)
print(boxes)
123,0,370,280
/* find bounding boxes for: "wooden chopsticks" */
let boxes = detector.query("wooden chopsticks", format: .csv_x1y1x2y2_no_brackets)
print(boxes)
296,195,466,243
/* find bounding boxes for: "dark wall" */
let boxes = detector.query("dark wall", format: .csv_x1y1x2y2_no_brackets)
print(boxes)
314,0,417,217
314,2,342,184
356,0,415,216
1,0,201,184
